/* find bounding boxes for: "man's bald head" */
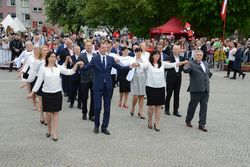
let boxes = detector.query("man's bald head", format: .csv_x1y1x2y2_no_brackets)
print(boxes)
172,45,180,56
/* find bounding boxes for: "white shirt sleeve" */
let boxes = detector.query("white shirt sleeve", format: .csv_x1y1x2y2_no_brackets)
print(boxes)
32,66,45,92
21,56,31,73
58,64,75,75
26,61,42,83
14,51,26,68
138,62,149,70
163,62,176,69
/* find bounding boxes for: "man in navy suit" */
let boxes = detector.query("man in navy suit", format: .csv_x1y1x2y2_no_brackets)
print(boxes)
81,41,137,135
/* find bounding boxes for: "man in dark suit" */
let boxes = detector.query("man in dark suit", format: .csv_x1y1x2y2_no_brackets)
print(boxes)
156,44,167,61
9,33,23,72
59,39,73,98
78,40,96,121
183,50,212,132
68,45,82,109
81,41,137,135
165,45,185,117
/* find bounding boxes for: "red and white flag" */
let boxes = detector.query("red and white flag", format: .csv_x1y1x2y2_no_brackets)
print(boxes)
220,0,228,21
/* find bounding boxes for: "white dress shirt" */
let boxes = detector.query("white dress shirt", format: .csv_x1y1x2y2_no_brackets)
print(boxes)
174,55,180,72
86,52,93,62
199,61,206,73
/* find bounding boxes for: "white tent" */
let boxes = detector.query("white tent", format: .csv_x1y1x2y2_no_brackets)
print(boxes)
10,17,26,32
1,14,14,29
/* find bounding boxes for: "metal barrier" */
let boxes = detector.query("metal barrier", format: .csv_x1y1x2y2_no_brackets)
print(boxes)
0,48,11,67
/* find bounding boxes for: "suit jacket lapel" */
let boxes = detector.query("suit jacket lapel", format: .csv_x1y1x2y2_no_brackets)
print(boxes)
83,53,89,64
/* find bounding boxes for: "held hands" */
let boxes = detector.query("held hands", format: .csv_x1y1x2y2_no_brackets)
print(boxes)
27,92,34,99
65,56,73,65
76,61,84,68
182,60,189,65
130,62,139,68
176,60,189,67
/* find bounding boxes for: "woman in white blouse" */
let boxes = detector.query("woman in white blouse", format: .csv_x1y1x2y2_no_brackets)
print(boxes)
138,50,188,131
27,51,83,141
117,46,134,108
14,41,34,69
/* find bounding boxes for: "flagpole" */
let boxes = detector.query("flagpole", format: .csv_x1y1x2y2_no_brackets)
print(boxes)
222,17,226,43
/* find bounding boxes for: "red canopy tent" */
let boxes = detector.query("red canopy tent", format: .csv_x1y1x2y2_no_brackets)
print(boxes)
150,17,187,38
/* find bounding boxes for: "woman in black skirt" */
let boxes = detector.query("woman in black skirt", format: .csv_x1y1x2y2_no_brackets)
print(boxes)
117,46,134,108
27,51,83,141
138,50,188,131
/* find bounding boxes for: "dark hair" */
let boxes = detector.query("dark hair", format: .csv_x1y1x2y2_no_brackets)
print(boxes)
121,46,128,51
149,50,161,68
134,47,142,53
97,40,106,48
233,42,238,48
45,51,57,67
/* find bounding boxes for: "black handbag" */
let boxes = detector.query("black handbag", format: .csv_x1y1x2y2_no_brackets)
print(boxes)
22,67,30,79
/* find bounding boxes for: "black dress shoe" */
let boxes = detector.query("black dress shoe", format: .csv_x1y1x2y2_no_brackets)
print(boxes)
198,126,208,132
101,129,111,135
173,112,182,117
242,73,246,80
82,114,87,120
46,133,51,137
40,120,45,124
154,123,160,132
165,109,170,115
69,104,73,108
186,122,193,128
229,77,236,79
89,116,95,122
77,105,82,109
93,127,99,134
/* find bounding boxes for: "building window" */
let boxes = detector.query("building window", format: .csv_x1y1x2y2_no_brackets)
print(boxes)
33,7,43,12
7,0,15,6
0,0,3,7
0,13,3,20
21,0,29,7
38,21,43,25
23,14,30,20
10,13,16,18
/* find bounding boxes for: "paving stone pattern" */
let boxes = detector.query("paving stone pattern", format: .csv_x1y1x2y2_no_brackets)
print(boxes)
0,70,249,167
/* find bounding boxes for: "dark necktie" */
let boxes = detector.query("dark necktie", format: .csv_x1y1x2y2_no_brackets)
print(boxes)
102,56,106,69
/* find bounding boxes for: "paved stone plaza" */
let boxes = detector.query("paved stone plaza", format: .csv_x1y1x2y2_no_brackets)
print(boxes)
0,69,249,167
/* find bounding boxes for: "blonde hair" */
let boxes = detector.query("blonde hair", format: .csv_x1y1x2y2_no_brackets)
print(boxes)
34,46,42,60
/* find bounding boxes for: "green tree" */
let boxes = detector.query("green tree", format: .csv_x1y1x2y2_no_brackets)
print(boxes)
45,0,179,37
45,0,86,32
178,0,250,38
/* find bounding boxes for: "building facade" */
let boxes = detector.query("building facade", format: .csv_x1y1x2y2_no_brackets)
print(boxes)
0,0,51,32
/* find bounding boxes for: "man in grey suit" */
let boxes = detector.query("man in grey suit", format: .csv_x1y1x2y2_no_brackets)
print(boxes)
183,50,212,132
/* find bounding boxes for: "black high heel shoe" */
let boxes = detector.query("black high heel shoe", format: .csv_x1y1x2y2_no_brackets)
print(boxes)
154,123,160,132
52,138,58,142
138,113,145,119
148,121,153,129
130,112,134,117
46,133,51,138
